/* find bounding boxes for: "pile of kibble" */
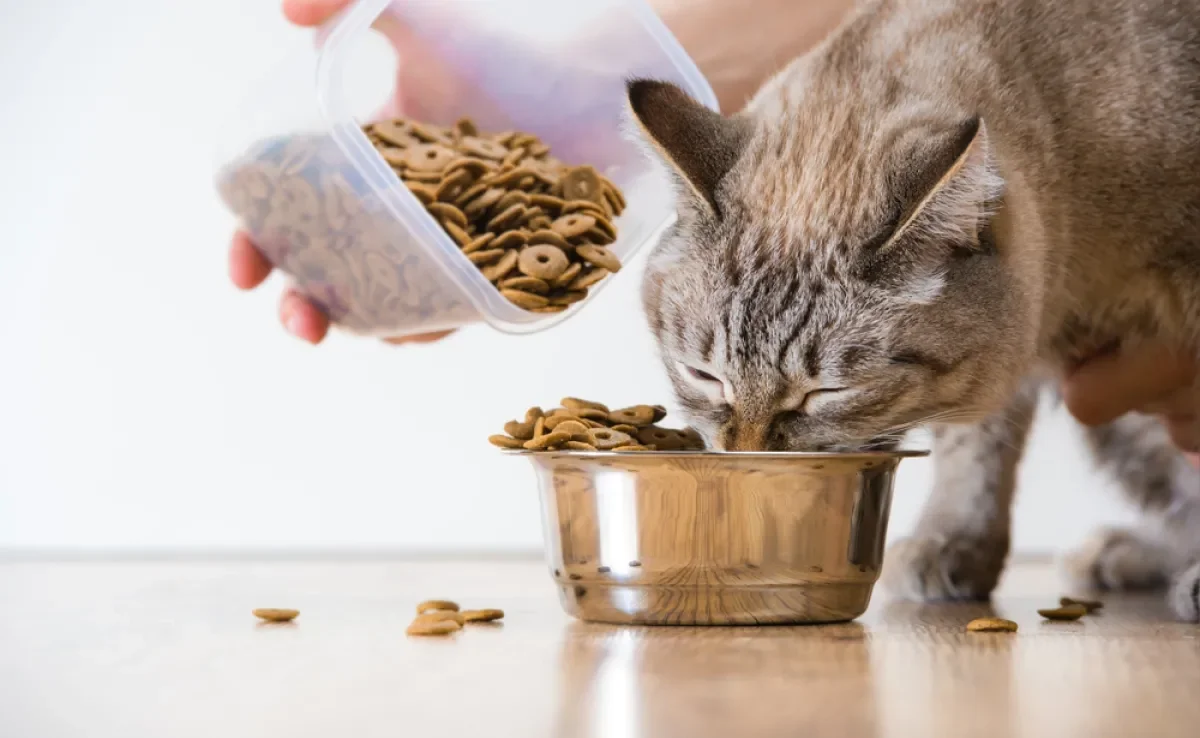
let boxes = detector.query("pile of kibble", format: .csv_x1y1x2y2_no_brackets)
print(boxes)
364,116,626,314
488,397,707,452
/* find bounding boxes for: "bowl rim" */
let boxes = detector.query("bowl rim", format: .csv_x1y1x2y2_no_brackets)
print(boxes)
501,449,930,461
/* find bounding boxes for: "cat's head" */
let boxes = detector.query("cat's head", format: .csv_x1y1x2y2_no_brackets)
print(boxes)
627,79,1033,451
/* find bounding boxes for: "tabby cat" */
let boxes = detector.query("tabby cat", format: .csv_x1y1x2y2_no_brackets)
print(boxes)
626,0,1200,620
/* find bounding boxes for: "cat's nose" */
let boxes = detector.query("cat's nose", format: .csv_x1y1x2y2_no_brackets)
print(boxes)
725,422,770,451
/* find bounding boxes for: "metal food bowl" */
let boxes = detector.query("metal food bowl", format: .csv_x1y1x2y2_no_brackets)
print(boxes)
513,449,928,626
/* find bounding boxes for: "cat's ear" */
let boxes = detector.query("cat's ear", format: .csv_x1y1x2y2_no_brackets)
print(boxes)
626,79,751,217
878,116,1004,254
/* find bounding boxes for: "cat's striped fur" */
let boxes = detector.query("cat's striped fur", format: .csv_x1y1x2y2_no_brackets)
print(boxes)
627,0,1200,620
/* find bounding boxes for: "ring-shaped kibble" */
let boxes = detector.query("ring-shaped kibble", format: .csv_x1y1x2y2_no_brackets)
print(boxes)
458,135,506,159
637,426,688,450
576,245,622,272
491,230,529,251
372,119,418,148
495,190,532,212
487,204,527,232
561,167,605,204
480,250,519,282
551,213,596,239
588,428,633,450
463,188,505,219
528,229,573,250
518,245,570,281
453,182,490,208
501,289,550,310
407,121,455,145
426,202,467,229
435,171,475,203
406,183,437,205
568,268,610,291
461,233,496,255
609,406,658,426
498,276,549,295
549,290,588,307
404,143,457,173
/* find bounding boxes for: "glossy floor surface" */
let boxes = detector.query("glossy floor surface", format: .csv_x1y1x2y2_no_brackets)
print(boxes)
2,557,1197,738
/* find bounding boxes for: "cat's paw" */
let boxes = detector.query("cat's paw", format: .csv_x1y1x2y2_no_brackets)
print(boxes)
882,535,1008,601
1062,527,1169,592
1167,560,1200,623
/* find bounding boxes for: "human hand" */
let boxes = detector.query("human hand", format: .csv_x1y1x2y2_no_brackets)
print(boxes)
227,0,458,346
1063,341,1199,466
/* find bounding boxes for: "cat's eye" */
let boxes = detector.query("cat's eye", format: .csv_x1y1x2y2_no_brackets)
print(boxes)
800,388,849,413
677,362,730,405
685,366,720,383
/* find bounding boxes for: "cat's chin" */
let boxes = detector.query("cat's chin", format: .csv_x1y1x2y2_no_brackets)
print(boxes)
819,438,901,453
761,437,902,454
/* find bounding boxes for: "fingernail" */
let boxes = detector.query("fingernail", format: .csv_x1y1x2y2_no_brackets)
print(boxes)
281,301,304,339
287,312,307,340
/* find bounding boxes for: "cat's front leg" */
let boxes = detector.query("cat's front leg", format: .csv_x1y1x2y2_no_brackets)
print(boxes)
882,381,1040,601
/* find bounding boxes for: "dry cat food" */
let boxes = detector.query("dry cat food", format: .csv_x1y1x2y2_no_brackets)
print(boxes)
363,116,627,314
460,608,505,623
1037,603,1088,621
416,599,461,614
406,598,505,637
1060,596,1103,612
216,119,630,336
964,595,1103,632
488,398,707,452
406,618,462,636
965,617,1018,633
252,608,300,623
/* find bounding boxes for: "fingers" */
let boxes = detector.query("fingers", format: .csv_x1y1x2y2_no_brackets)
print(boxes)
229,231,274,290
279,288,331,345
282,0,352,27
1062,342,1197,427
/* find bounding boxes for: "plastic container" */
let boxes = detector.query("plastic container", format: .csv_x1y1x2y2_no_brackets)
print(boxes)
214,0,717,338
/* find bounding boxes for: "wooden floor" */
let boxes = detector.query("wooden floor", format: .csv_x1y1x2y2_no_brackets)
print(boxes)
1,557,1197,738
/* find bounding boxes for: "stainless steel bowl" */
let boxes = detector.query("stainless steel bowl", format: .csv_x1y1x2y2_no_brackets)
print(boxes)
514,449,928,626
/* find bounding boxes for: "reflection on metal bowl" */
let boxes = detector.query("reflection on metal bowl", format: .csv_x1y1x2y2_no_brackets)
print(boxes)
512,449,928,625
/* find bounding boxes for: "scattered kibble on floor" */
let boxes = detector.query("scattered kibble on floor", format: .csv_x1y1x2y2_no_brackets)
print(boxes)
252,608,299,623
966,617,1018,633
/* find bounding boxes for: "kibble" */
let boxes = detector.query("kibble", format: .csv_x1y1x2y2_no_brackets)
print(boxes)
362,116,627,314
406,619,462,636
488,398,707,453
407,600,504,638
1037,604,1088,621
253,608,300,623
1060,596,1103,612
413,611,467,626
218,116,628,336
966,617,1018,633
461,609,505,623
416,599,460,614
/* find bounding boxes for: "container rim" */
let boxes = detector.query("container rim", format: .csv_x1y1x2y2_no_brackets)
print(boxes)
502,449,931,461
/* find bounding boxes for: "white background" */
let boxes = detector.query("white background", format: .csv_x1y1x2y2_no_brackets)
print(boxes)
0,0,1136,556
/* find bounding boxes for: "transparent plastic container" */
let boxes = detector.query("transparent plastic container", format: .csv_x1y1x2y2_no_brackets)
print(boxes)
214,0,716,338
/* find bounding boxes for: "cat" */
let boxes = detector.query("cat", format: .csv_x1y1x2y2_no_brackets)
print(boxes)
625,0,1200,620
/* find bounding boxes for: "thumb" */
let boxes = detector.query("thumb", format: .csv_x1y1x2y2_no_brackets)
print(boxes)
282,0,353,28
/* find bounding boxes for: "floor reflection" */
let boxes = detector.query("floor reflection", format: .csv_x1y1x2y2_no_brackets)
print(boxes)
867,600,1017,738
553,621,879,738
